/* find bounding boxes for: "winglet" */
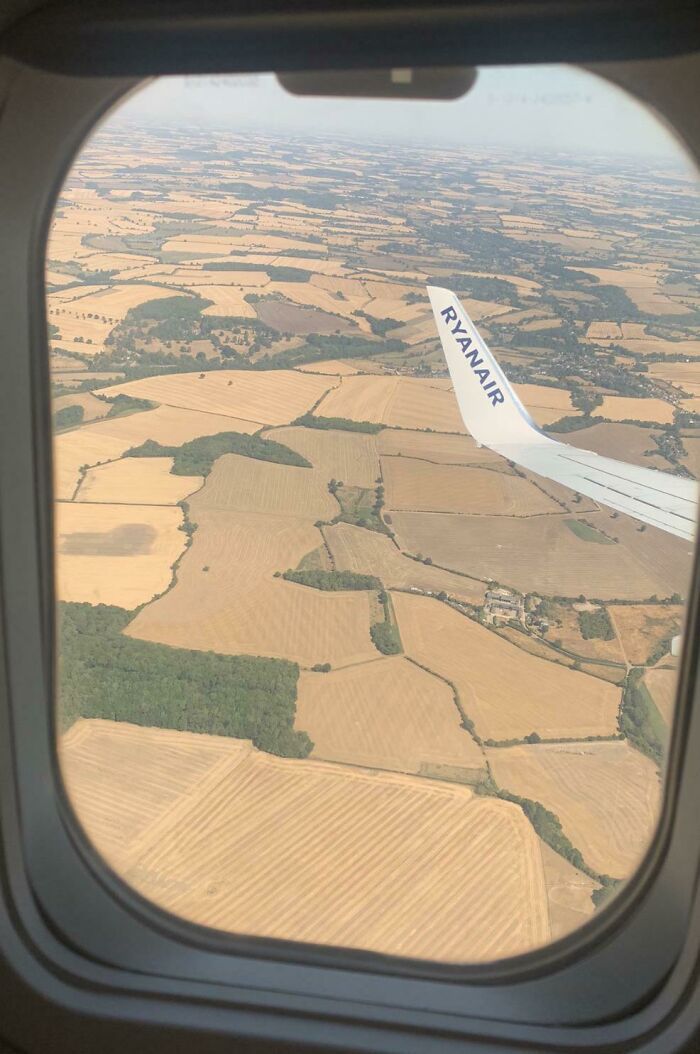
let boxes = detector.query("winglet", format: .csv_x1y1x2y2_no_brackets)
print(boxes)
427,285,540,448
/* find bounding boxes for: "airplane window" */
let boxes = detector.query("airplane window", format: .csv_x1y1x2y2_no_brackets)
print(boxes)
49,67,699,964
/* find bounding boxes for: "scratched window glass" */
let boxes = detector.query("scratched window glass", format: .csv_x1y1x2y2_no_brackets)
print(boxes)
50,67,698,962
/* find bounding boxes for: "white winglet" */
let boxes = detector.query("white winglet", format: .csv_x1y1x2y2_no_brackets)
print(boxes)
428,285,697,541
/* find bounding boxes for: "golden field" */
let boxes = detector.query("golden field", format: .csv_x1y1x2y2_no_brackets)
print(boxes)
487,741,662,879
393,592,620,742
61,719,551,961
296,656,485,775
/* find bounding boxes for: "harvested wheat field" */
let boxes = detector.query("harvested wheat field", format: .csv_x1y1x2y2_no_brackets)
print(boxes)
487,741,662,879
54,405,260,499
265,425,379,488
325,522,484,604
643,668,679,726
296,656,485,775
598,396,675,425
63,283,183,320
390,512,675,601
393,593,620,742
382,458,559,516
53,392,110,424
99,369,335,426
55,501,185,607
197,285,260,317
378,429,505,467
196,453,338,520
60,720,551,960
607,604,683,665
315,375,400,424
127,510,376,667
514,384,575,414
77,457,202,506
314,375,466,433
539,842,596,941
385,379,466,433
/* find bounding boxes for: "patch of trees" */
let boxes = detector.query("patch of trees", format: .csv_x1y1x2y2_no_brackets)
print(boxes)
57,601,312,758
370,590,402,655
547,414,605,433
431,273,520,306
282,569,381,591
292,412,383,434
353,310,403,337
578,608,615,640
104,394,155,418
202,262,313,283
54,404,84,430
620,668,664,766
127,295,212,322
125,431,311,476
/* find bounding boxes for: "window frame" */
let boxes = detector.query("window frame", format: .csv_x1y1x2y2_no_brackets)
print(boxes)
1,47,700,1054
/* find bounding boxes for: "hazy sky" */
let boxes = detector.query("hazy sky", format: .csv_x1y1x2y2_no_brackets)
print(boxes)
113,65,690,164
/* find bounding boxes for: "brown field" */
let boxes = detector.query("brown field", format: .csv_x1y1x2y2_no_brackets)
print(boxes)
393,592,620,741
561,422,666,470
54,405,261,499
325,522,484,604
160,233,326,255
258,298,362,338
390,511,681,600
607,604,683,665
487,741,662,879
77,457,202,505
54,392,110,423
382,458,559,516
540,842,596,941
99,369,335,426
598,396,675,425
126,507,377,668
55,501,185,607
266,426,379,488
61,719,550,961
378,429,505,468
643,668,678,725
296,656,485,774
680,437,700,478
315,375,399,423
51,353,90,372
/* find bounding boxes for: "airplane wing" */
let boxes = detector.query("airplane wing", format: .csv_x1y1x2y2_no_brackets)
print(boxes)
427,285,697,542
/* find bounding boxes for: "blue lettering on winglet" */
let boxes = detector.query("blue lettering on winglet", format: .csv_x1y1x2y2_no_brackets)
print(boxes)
440,305,504,407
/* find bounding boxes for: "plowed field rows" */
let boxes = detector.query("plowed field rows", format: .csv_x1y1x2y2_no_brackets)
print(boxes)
99,369,335,425
296,656,485,774
60,720,551,961
266,425,380,488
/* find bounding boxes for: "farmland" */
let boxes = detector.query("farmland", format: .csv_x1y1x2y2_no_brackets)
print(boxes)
48,110,699,962
487,741,662,880
61,720,550,961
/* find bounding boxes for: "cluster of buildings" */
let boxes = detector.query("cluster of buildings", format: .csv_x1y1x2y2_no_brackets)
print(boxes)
483,588,525,626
